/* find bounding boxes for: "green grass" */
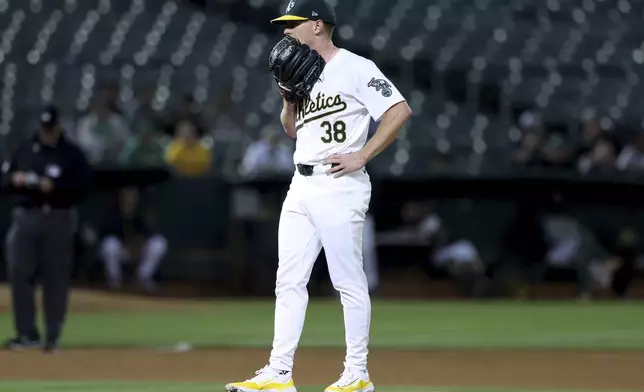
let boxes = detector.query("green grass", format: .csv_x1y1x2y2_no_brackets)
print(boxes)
0,301,641,392
0,300,642,350
0,383,638,392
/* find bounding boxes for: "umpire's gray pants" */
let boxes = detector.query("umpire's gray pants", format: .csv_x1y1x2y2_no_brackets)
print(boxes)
4,207,77,342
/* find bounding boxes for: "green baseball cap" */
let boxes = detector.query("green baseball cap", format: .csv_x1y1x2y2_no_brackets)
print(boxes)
270,0,337,26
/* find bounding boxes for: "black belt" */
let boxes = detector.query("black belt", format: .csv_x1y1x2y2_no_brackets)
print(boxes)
296,163,338,176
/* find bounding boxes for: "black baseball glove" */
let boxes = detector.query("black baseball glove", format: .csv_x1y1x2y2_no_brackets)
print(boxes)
268,36,326,104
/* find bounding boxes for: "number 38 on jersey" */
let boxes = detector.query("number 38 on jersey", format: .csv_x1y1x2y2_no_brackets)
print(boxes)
320,121,346,144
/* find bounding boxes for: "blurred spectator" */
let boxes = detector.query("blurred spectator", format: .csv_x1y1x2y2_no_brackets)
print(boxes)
611,222,640,298
376,200,447,248
128,86,164,135
204,88,235,127
512,110,544,166
575,111,604,159
407,202,487,297
512,130,542,167
428,151,450,173
210,111,247,176
75,97,131,164
616,133,644,173
239,126,293,177
542,206,621,299
164,119,213,176
99,187,168,292
201,99,221,130
499,202,549,297
118,127,167,168
539,129,574,169
574,110,621,163
577,137,617,175
377,200,488,297
163,94,205,137
512,111,574,169
97,82,123,115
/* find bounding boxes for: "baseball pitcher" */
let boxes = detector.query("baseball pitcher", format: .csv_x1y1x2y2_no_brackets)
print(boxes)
226,1,412,392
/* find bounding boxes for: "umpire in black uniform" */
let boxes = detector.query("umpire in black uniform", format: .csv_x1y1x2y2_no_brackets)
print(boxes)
0,105,91,352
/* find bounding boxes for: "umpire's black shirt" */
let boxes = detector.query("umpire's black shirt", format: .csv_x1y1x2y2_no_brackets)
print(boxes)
0,132,91,209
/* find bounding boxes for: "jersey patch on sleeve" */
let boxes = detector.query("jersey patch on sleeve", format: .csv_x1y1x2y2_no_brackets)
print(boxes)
367,77,393,97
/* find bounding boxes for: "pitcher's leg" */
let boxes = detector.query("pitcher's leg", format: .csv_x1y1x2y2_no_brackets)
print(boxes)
269,201,322,372
309,187,371,373
225,196,319,392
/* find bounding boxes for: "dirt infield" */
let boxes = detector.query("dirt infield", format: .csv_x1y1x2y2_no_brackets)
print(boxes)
0,348,642,390
0,287,643,390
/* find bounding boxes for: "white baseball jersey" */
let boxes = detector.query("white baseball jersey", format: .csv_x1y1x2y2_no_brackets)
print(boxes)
293,48,406,165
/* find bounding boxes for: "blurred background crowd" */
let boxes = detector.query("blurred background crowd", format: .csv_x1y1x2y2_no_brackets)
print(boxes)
0,0,643,179
1,0,644,300
58,82,295,179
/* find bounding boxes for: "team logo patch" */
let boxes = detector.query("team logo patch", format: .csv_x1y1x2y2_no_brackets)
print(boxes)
286,1,295,12
367,77,392,97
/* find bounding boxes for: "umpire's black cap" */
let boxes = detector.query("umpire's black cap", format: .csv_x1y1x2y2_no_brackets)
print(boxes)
270,0,336,26
40,104,60,127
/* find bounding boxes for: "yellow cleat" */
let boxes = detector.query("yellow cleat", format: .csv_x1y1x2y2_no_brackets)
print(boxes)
226,366,297,392
325,369,375,392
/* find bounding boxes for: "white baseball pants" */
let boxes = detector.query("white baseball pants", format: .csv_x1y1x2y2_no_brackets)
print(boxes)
269,165,372,373
362,213,379,293
100,234,168,287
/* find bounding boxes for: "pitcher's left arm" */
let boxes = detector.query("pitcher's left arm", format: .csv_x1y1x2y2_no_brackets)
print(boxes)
360,101,412,162
326,102,411,177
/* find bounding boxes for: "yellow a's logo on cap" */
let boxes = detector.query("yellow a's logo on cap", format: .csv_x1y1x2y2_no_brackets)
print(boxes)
286,0,295,12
